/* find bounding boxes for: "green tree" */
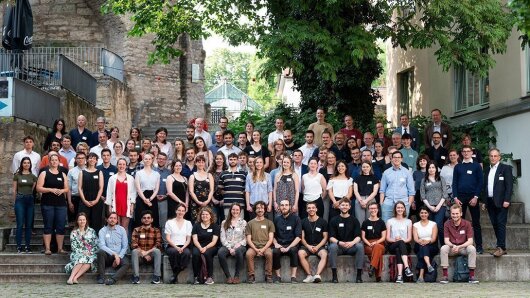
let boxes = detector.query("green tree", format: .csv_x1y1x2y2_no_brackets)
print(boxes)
247,56,280,110
204,48,252,93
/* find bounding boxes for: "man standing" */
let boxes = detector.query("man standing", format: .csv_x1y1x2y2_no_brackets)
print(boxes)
182,147,197,179
484,148,513,257
268,118,285,152
210,116,228,142
311,131,341,159
360,149,382,180
424,108,453,149
299,130,317,166
11,136,40,176
209,131,224,155
237,132,249,151
97,149,118,207
440,204,479,284
126,150,143,177
328,198,364,283
90,131,113,163
69,115,92,148
459,134,484,167
399,134,418,171
391,132,403,150
219,153,247,217
97,212,130,285
340,115,362,148
194,118,212,147
59,135,76,164
298,201,328,283
219,131,242,165
39,140,68,169
334,132,350,162
91,117,110,148
453,145,484,254
67,152,86,223
185,125,196,149
423,132,448,170
394,114,420,151
308,108,334,147
348,147,362,180
131,210,162,284
379,151,415,222
293,149,308,212
374,122,391,150
245,201,275,283
283,130,299,156
360,132,375,155
154,153,170,230
272,200,301,283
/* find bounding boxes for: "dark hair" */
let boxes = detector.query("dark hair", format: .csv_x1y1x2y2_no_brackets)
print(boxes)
62,134,71,141
23,135,34,142
171,159,183,173
130,127,142,141
87,152,99,160
391,151,403,158
253,201,267,212
418,206,430,214
187,125,195,130
158,152,168,158
431,131,442,138
53,119,66,134
332,160,350,179
308,156,319,165
195,155,206,164
223,130,235,138
306,201,318,209
193,136,208,152
228,153,238,160
16,157,32,175
76,151,87,159
107,211,117,219
401,133,412,140
128,149,139,155
155,127,168,144
424,160,441,182
305,130,314,136
393,201,407,217
416,154,430,170
346,137,358,149
101,148,112,156
197,206,217,224
141,210,153,218
337,197,351,206
223,204,242,230
209,151,227,174
74,212,89,230
431,108,442,114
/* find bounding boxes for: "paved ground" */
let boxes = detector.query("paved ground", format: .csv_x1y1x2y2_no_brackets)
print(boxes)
1,282,530,297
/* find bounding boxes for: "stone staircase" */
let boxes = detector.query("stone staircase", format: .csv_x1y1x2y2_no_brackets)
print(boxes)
0,201,529,283
140,123,189,142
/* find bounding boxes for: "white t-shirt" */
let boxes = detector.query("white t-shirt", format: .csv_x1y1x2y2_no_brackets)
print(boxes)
302,173,324,202
387,218,412,241
267,130,284,145
413,220,436,241
326,177,353,198
165,219,193,245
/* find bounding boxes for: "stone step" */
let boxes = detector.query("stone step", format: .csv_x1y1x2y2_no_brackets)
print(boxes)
481,224,530,250
8,235,70,245
11,226,72,236
142,123,189,141
0,263,157,274
4,243,71,252
0,253,69,264
465,201,525,225
0,273,156,284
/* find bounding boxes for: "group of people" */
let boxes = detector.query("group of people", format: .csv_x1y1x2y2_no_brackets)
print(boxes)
9,107,513,284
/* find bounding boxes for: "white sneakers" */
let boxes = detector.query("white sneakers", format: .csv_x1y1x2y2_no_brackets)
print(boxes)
303,275,314,283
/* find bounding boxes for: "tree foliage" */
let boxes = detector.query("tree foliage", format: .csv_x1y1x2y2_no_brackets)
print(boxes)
204,48,252,93
510,0,530,47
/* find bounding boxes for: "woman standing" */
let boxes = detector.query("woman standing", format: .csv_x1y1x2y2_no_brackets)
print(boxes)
12,157,37,253
244,130,270,170
301,157,326,219
194,136,213,169
218,204,247,284
361,202,387,282
105,158,136,233
134,153,160,227
36,154,69,255
386,201,414,283
165,205,193,284
166,160,189,218
319,151,337,182
107,127,120,150
78,153,104,232
317,147,328,171
111,141,129,166
373,140,386,174
154,127,173,160
269,139,286,171
189,155,215,221
273,155,299,214
420,161,448,246
43,119,66,152
209,152,227,223
173,138,186,162
192,207,220,285
411,154,429,220
413,206,439,283
245,157,273,219
129,127,142,151
326,160,352,220
353,161,380,223
140,137,153,161
440,149,459,200
65,213,98,284
245,122,254,144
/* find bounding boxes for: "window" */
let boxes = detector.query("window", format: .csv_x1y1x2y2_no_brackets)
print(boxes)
454,66,489,112
397,68,414,117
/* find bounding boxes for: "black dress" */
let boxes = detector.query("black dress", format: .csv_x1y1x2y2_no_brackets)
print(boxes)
168,175,187,218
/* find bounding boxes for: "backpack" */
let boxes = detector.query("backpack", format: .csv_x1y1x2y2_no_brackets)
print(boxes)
198,254,208,284
388,255,414,282
424,260,438,282
453,256,469,282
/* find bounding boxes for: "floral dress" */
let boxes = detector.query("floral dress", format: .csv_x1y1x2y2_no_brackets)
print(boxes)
191,173,212,221
276,173,296,207
64,227,98,273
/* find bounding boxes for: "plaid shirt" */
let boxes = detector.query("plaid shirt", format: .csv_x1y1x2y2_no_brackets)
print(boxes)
131,225,162,251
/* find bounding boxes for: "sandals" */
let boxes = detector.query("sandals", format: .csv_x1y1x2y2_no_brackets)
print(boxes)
58,250,68,255
44,250,52,255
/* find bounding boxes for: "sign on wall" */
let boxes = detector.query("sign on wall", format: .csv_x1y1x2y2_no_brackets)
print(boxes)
0,78,12,117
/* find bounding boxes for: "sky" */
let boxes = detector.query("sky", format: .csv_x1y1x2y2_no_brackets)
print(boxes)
202,34,257,56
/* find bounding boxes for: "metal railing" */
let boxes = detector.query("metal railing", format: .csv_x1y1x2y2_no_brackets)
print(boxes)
59,55,97,105
210,107,226,124
11,78,60,127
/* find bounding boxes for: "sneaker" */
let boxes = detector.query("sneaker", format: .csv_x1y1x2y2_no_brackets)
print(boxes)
247,275,255,284
477,248,484,255
355,277,363,283
427,265,435,273
105,278,116,285
151,275,161,284
368,265,375,278
266,276,273,283
193,277,200,285
302,275,314,283
169,276,178,284
24,247,32,254
17,247,22,254
468,276,480,284
331,277,338,283
205,277,214,285
96,275,105,284
439,276,449,284
404,267,413,277
131,275,140,284
290,277,298,283
313,274,321,283
416,278,424,283
272,275,281,283
395,275,403,283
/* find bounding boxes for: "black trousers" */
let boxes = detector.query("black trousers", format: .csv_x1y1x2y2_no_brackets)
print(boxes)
272,246,299,270
192,246,218,278
166,246,191,273
96,250,130,280
135,190,159,228
387,240,410,265
78,199,105,232
218,246,246,277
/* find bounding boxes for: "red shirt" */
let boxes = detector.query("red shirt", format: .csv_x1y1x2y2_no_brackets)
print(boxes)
340,128,362,141
444,218,473,245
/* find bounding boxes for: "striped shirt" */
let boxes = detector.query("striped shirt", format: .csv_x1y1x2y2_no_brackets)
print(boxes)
219,169,246,206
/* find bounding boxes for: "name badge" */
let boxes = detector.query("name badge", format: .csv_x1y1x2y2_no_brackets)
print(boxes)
409,155,413,158
235,228,241,232
206,179,209,182
372,160,376,163
286,226,292,230
106,234,110,238
110,172,115,176
459,230,465,235
162,179,166,182
286,178,292,182
443,134,447,138
467,170,473,175
21,179,27,183
250,151,254,154
426,182,432,186
82,136,87,140
472,154,476,158
315,227,321,232
339,223,344,228
367,226,373,230
261,225,267,229
499,177,504,181
140,234,146,239
57,177,62,181
59,163,64,167
236,177,241,181
413,138,416,141
399,178,405,182
93,175,98,179
207,229,213,233
441,156,446,160
367,181,372,185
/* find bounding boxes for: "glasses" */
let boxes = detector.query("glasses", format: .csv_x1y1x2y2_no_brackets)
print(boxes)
142,216,152,220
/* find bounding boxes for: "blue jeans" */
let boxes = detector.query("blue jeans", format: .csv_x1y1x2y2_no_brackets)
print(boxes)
429,206,446,247
14,194,34,248
41,205,67,235
382,199,410,222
